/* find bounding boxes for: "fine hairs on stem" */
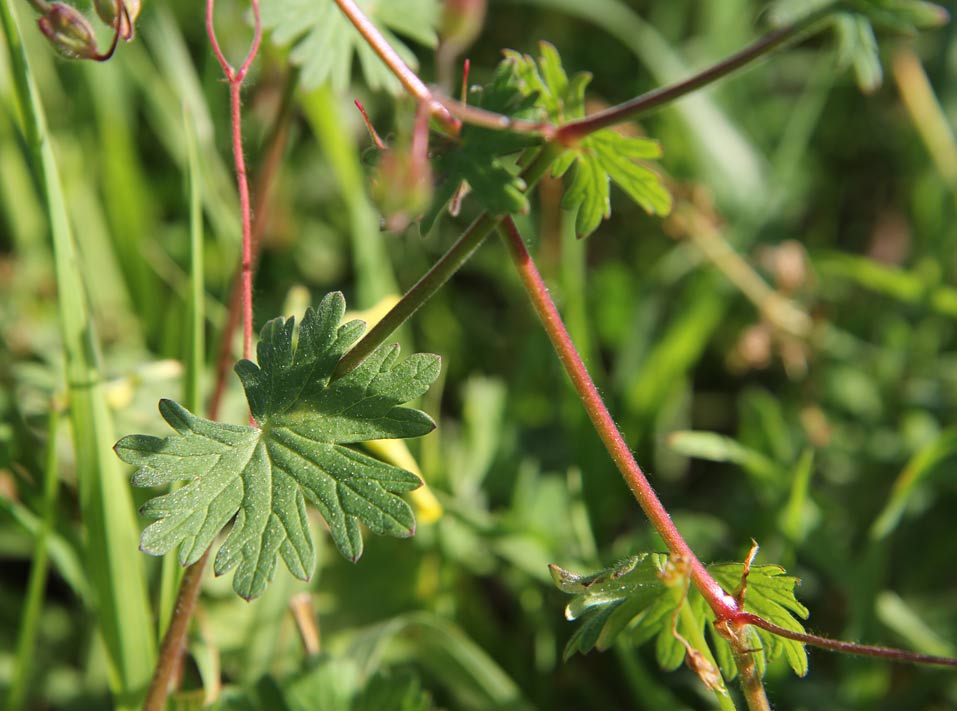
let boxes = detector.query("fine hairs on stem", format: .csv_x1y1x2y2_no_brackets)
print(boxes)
206,0,261,363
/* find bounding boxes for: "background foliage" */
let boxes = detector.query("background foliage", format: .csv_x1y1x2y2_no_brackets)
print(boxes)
1,0,955,708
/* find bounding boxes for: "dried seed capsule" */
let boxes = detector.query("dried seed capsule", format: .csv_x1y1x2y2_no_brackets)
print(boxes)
370,149,434,233
440,0,487,55
93,0,139,41
37,3,98,60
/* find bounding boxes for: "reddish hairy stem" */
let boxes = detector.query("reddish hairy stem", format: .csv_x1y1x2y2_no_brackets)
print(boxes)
555,6,834,143
142,4,265,709
209,71,297,417
206,0,261,361
497,215,737,620
333,0,459,135
430,6,836,145
736,613,957,667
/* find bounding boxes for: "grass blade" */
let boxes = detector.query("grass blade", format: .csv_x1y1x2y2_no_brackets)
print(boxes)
6,407,62,711
0,2,156,706
870,429,957,541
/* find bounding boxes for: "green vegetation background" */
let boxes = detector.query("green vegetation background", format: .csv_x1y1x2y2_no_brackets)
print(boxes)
1,0,955,709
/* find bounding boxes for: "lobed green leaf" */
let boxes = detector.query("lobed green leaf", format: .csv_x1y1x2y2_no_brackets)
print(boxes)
422,59,542,232
262,0,439,92
116,292,440,600
552,554,810,678
507,42,673,238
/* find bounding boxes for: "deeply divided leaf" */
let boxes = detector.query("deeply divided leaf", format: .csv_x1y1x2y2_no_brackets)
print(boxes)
708,562,810,678
552,555,810,678
262,0,439,92
422,59,543,232
770,0,948,92
507,42,672,238
115,292,440,600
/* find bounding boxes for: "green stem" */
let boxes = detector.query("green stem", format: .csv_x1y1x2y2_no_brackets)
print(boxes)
732,642,771,711
677,604,738,711
2,1,156,706
142,550,211,711
7,407,61,711
556,4,838,143
497,215,737,620
332,144,561,379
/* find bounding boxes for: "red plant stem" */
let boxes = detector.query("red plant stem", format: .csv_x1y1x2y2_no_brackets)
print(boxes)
209,70,297,416
207,0,261,361
736,613,957,667
333,0,459,135
498,215,738,621
142,5,265,710
555,5,835,144
434,93,557,138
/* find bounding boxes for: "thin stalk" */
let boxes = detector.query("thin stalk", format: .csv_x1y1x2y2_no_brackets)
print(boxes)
676,603,738,711
736,614,957,667
556,4,837,143
333,0,458,134
434,94,556,139
720,612,771,711
497,215,737,620
142,4,265,709
733,645,771,711
7,407,61,711
209,68,297,415
332,144,561,379
206,0,261,361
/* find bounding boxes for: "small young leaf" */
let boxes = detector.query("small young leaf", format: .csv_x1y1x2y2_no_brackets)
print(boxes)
708,563,810,678
507,42,672,238
115,292,440,600
553,555,810,678
835,14,883,94
549,554,671,659
262,0,439,92
422,58,542,232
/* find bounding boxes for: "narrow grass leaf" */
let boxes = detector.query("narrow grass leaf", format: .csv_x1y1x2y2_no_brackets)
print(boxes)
870,429,957,541
0,1,156,704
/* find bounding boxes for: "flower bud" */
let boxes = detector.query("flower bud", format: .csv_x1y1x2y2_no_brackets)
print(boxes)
93,0,139,41
37,3,98,60
370,149,434,233
440,0,486,55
